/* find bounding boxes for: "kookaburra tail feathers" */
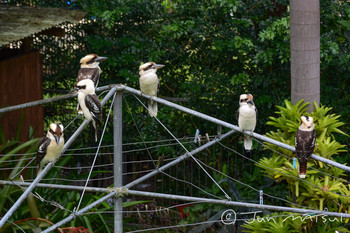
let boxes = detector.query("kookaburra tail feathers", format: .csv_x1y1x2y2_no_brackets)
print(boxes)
139,62,165,117
70,79,102,142
295,116,316,178
76,54,107,114
237,94,257,151
37,123,64,176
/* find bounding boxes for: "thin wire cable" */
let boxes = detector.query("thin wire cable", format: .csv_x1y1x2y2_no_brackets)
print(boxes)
0,157,36,163
9,176,74,218
63,141,194,155
0,158,178,171
218,141,350,198
0,152,36,157
5,112,81,182
7,220,26,233
0,166,37,171
254,138,350,184
61,137,199,152
82,201,206,215
124,96,224,200
123,169,156,176
75,93,116,212
126,220,222,233
195,156,317,210
64,114,82,130
160,169,224,200
10,156,37,180
122,141,194,154
133,94,231,200
125,211,330,233
98,90,110,98
26,176,114,182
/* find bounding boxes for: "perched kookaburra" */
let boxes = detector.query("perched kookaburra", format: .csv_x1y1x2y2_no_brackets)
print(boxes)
237,94,257,151
76,54,107,114
70,79,102,142
295,116,316,178
37,123,64,175
139,62,165,117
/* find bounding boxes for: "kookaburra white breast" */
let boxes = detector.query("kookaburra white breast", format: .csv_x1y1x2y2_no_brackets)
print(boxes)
295,116,316,178
139,62,165,117
70,79,102,142
237,94,257,151
37,123,64,175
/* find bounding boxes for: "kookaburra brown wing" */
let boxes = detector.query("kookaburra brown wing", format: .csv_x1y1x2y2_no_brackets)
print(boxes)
139,62,165,117
37,123,64,175
76,54,107,114
237,93,257,151
295,116,316,178
70,79,102,142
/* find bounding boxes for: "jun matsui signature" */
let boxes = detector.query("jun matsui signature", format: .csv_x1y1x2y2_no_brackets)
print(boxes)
221,209,343,225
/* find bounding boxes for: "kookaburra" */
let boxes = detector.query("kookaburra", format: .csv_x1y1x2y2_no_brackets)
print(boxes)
76,54,107,114
78,54,107,87
139,62,165,117
295,116,316,178
237,94,257,151
37,123,64,175
70,79,102,142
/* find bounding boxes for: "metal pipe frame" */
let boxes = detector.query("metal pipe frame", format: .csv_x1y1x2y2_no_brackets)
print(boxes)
35,129,236,232
1,84,350,231
0,86,111,114
114,91,123,232
0,87,117,228
1,180,349,219
120,85,350,172
1,84,348,171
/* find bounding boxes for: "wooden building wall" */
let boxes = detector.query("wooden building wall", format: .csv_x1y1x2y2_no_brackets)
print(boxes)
0,50,44,142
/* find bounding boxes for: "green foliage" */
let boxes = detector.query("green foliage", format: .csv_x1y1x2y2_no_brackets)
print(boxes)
4,0,350,231
243,100,350,232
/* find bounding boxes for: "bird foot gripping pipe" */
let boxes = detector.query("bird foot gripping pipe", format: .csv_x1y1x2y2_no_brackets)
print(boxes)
107,187,128,197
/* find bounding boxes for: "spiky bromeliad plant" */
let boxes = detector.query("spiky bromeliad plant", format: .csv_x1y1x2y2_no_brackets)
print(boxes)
242,100,350,233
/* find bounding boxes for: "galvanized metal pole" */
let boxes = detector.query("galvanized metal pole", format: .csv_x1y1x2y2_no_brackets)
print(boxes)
114,91,123,233
3,130,235,232
0,86,110,114
120,85,350,172
127,190,350,219
0,120,88,229
2,181,350,219
41,192,116,233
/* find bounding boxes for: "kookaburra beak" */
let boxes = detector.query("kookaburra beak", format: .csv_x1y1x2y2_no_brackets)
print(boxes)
54,135,60,145
95,56,107,62
69,87,79,94
152,64,165,69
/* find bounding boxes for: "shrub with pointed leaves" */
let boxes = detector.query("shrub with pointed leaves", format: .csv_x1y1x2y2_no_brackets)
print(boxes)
243,100,350,232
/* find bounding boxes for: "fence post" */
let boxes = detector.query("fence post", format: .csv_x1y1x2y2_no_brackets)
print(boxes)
114,91,123,232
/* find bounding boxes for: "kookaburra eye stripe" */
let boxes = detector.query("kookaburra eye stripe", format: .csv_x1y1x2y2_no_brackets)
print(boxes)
77,85,86,89
49,129,55,135
86,58,96,64
143,65,153,71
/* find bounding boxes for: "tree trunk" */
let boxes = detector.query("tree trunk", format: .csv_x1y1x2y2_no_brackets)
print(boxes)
290,0,320,112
